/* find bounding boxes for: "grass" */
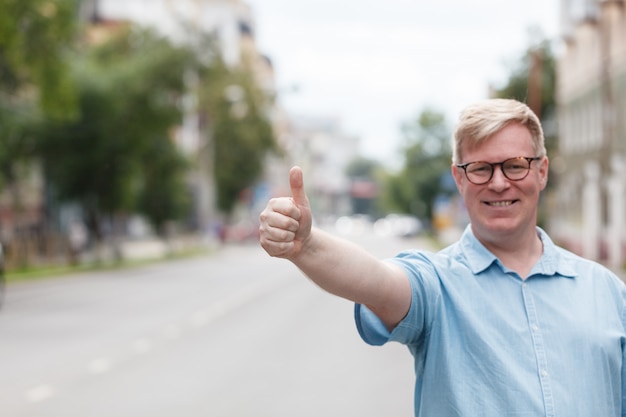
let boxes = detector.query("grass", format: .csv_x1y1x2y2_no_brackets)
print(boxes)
4,246,214,283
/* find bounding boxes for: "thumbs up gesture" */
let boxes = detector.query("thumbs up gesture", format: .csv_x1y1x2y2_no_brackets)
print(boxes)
259,166,313,259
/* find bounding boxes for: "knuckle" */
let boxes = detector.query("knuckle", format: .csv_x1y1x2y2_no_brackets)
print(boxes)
278,229,295,242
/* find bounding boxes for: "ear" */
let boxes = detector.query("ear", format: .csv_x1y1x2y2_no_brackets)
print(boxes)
538,157,549,190
451,164,464,192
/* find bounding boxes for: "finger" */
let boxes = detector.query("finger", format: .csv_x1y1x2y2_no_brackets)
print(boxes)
262,226,296,244
262,199,300,228
289,166,309,209
260,239,295,258
259,212,298,238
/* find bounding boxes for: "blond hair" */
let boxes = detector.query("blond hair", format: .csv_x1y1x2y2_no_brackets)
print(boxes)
452,98,546,164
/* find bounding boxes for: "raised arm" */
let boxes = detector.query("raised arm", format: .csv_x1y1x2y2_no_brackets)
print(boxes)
259,166,411,330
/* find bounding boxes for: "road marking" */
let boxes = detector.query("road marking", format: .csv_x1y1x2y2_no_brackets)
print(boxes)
162,324,182,339
21,281,291,408
190,309,210,327
189,281,286,329
26,384,54,403
131,338,152,354
88,357,112,374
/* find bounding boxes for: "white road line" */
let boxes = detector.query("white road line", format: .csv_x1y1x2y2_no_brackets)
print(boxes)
189,309,210,327
162,324,182,339
25,384,54,403
88,357,112,374
131,338,152,354
189,281,285,329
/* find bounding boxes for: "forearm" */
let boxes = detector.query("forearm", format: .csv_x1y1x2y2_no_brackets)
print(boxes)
258,167,410,329
290,227,411,328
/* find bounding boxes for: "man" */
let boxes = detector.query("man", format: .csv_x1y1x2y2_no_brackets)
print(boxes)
259,98,626,416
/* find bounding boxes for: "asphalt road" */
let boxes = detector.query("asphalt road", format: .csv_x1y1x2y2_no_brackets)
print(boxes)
0,230,432,417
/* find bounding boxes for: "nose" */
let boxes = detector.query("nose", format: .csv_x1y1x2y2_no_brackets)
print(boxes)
488,164,510,190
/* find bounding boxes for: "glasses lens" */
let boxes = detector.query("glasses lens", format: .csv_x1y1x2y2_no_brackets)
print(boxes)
465,162,492,184
502,158,531,180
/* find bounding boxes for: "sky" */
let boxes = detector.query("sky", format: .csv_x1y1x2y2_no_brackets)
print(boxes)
245,0,561,166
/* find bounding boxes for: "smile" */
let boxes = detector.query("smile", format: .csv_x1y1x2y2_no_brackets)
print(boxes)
486,200,515,207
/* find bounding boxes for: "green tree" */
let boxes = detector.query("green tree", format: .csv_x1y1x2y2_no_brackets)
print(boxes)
197,54,278,217
0,0,78,118
137,135,192,234
38,26,195,240
0,0,79,223
381,108,454,223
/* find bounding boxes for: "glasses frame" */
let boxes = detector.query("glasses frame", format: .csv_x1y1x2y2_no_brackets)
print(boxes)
456,156,542,185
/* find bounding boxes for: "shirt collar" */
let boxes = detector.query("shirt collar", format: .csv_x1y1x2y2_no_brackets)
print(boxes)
457,224,578,279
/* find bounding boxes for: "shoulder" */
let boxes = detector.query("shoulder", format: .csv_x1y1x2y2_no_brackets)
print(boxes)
540,228,621,280
546,239,626,309
554,242,622,282
386,242,470,290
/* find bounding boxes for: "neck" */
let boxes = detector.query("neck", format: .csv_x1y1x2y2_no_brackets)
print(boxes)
474,226,543,279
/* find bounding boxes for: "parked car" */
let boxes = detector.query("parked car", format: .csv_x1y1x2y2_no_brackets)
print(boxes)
374,214,423,238
334,215,373,235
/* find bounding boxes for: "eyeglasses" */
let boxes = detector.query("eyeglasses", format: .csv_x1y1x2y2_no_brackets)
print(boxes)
456,156,542,185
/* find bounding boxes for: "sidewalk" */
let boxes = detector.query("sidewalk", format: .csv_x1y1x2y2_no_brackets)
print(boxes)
77,234,218,265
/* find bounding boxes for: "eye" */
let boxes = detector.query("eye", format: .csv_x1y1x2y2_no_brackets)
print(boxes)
504,160,527,172
467,163,491,174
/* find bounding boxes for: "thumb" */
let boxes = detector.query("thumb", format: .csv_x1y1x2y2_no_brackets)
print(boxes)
289,166,309,208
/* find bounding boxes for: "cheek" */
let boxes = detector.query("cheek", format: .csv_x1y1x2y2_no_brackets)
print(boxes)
461,186,478,203
521,183,543,201
528,173,547,193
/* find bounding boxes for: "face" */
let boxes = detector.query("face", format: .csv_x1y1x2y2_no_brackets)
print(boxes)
452,122,549,245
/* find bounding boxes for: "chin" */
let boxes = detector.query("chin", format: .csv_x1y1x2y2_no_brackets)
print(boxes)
476,220,520,237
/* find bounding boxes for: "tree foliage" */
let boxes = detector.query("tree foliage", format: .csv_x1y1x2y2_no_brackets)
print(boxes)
0,1,288,245
0,0,80,220
38,26,195,236
380,108,454,223
136,133,191,232
0,0,78,118
197,54,278,216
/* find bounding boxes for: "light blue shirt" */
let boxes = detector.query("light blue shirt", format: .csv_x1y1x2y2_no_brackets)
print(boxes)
356,226,626,417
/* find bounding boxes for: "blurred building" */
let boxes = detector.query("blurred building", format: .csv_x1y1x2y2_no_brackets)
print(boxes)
553,0,626,269
281,115,358,223
91,0,258,67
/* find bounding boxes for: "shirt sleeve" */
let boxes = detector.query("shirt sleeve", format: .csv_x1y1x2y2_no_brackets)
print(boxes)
354,303,391,346
355,253,439,346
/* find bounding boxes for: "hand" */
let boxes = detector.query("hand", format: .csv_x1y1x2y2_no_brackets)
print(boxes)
259,166,312,259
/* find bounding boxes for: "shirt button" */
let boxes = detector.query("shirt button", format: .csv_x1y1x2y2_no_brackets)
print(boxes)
541,370,548,378
532,325,539,332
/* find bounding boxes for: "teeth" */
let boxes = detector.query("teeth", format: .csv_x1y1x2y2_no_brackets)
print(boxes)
489,201,513,207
